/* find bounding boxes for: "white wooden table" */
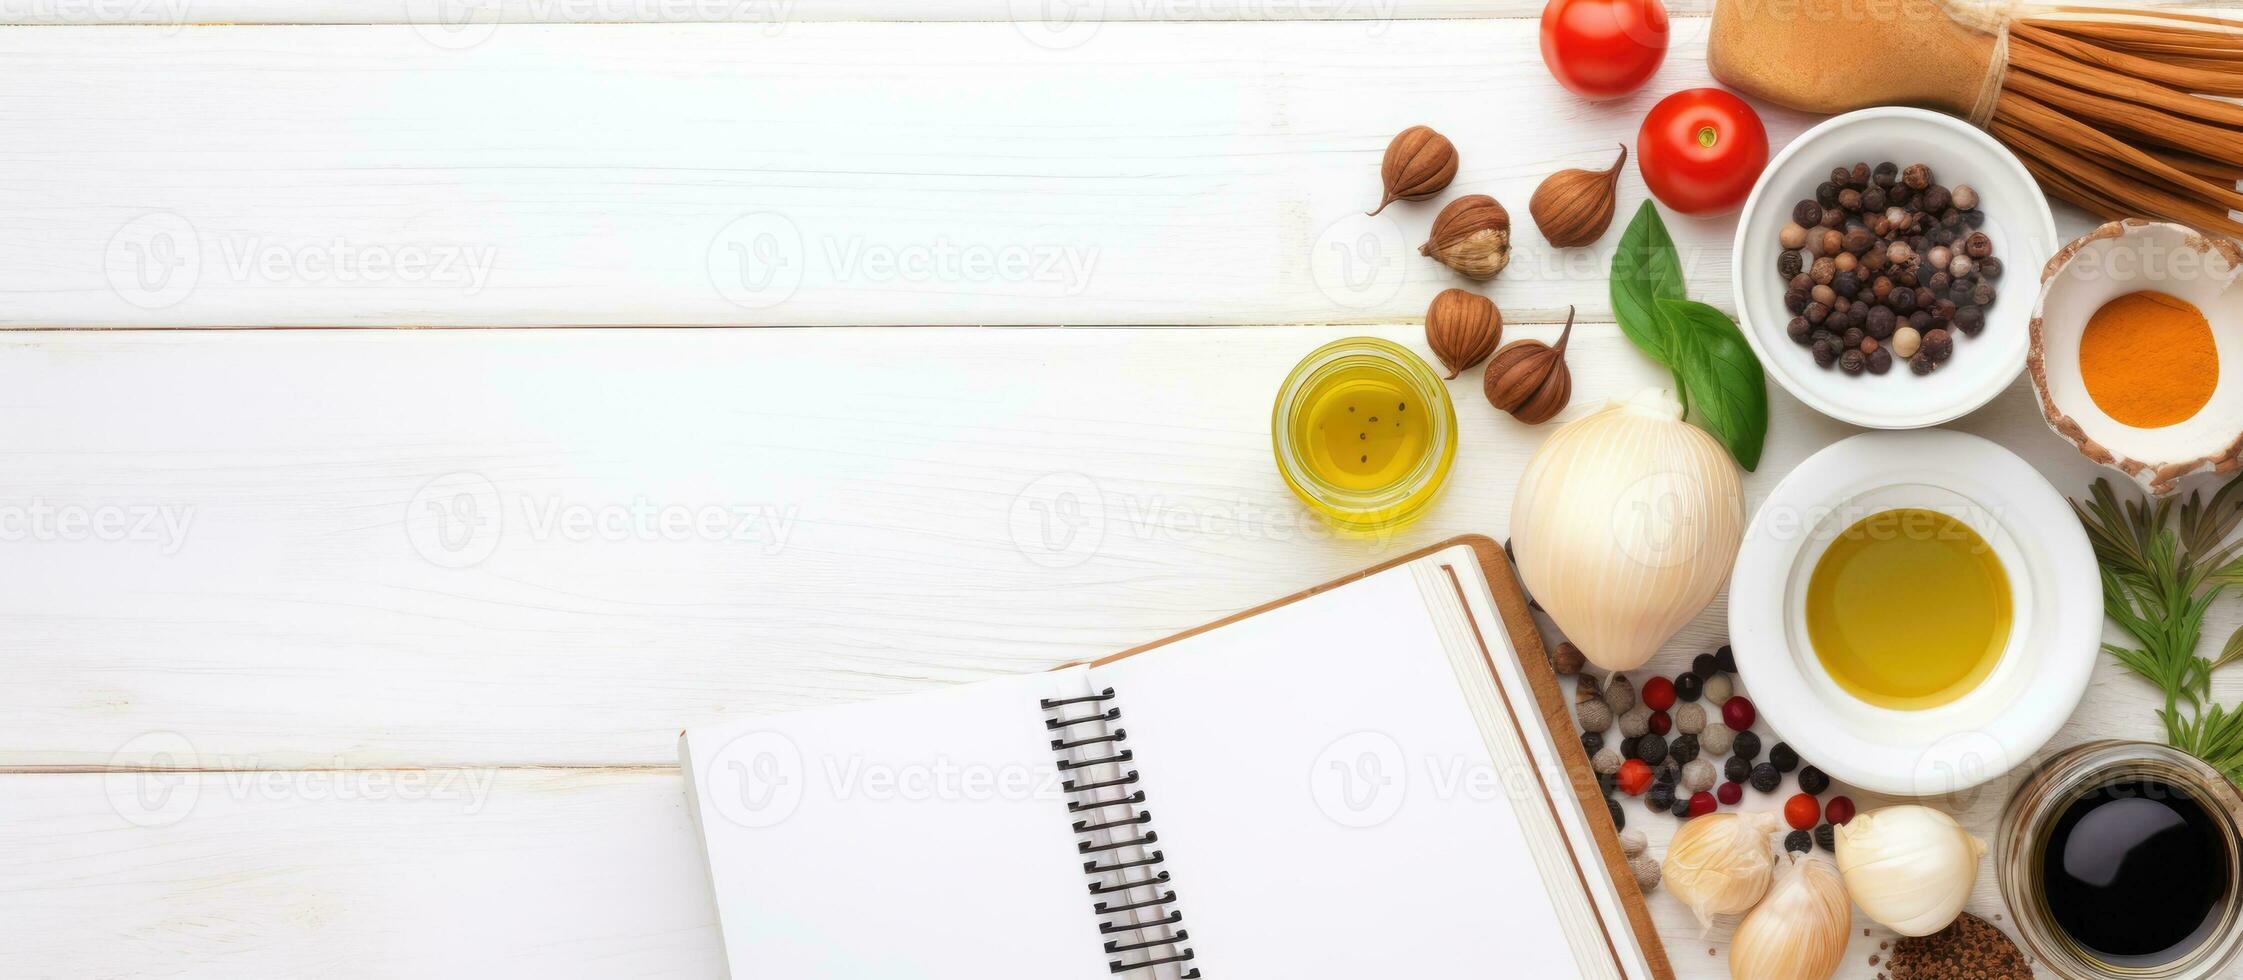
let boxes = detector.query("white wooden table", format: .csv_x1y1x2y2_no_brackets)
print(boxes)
2,3,2237,977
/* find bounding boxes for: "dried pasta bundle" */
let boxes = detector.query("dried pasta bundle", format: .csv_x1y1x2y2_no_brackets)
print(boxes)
1710,2,2243,237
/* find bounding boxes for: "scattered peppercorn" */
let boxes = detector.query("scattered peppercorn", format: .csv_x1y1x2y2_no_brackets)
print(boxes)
1673,701,1706,735
1825,795,1857,825
1814,822,1836,852
1714,645,1736,673
1749,762,1782,793
1641,676,1676,712
1732,730,1762,762
1717,780,1743,806
1648,710,1672,736
1607,796,1625,830
1670,732,1699,765
1724,755,1752,785
1637,733,1669,766
1798,765,1831,795
1582,731,1605,755
1690,653,1719,679
1673,673,1702,703
1769,742,1799,773
1617,758,1652,796
1620,735,1642,760
1646,783,1676,813
1597,772,1616,796
1684,791,1717,818
1723,696,1757,731
1785,792,1821,830
1785,829,1813,854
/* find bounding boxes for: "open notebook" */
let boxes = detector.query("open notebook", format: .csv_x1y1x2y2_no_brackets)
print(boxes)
681,537,1671,979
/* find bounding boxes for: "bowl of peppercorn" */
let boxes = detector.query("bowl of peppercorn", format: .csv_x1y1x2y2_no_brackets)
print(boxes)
1732,107,2058,429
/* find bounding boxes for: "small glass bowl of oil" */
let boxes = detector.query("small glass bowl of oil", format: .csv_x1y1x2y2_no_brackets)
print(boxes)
1272,337,1457,535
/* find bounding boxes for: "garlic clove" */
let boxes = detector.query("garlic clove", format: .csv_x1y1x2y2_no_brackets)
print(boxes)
1423,288,1500,379
1835,805,1986,937
1663,810,1782,928
1530,144,1627,248
1420,194,1512,281
1369,125,1459,216
1730,853,1851,980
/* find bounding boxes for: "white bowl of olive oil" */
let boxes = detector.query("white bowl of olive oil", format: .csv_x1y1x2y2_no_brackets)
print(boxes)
1727,429,2101,797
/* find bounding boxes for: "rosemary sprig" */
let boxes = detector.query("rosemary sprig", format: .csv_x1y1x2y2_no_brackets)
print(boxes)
2074,475,2243,783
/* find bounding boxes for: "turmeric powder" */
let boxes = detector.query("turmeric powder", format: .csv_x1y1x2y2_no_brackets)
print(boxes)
2079,290,2218,429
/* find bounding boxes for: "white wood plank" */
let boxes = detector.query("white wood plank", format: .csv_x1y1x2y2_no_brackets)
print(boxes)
0,752,2103,980
0,19,1839,328
2,325,2225,770
0,768,724,978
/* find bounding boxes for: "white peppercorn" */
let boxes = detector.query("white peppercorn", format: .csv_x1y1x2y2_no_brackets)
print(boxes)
1681,758,1718,794
1698,722,1734,756
1603,674,1636,715
1593,746,1624,775
1673,701,1706,735
1617,705,1652,738
1619,828,1648,858
1701,672,1733,707
1952,183,1978,210
1629,854,1661,893
1577,699,1614,733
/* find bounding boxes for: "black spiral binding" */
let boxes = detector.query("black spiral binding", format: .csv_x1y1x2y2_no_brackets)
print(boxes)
1040,687,1201,978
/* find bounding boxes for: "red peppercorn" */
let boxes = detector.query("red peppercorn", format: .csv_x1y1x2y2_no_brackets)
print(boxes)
1641,676,1677,711
1825,795,1857,825
1685,791,1717,818
1722,695,1757,731
1784,793,1820,831
1648,710,1672,736
1716,781,1743,806
1617,759,1653,796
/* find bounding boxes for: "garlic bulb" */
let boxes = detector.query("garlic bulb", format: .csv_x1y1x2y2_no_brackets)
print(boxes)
1730,853,1850,980
1663,810,1781,928
1512,388,1745,670
1835,805,1986,936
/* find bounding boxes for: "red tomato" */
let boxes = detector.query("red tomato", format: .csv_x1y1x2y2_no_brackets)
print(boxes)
1637,88,1769,216
1540,0,1669,100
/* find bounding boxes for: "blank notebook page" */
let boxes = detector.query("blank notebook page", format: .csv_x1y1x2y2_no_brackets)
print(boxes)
1092,564,1601,978
684,668,1112,980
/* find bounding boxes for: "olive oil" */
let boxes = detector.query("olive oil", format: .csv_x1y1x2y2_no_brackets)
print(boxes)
1805,508,2011,710
2042,779,2231,967
1298,366,1433,492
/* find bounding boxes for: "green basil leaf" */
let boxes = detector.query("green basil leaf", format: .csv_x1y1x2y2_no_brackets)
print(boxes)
1609,200,1688,364
1656,296,1768,472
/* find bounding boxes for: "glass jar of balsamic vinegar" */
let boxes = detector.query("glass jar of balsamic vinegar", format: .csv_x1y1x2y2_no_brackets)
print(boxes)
1998,740,2243,980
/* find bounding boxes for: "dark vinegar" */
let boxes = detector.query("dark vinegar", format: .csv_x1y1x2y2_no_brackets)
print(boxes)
2042,779,2233,967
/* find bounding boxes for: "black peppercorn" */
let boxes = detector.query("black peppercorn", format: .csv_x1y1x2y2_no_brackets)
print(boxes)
1867,347,1892,374
1655,759,1680,785
1732,730,1762,761
1889,287,1917,315
1927,270,1950,294
1909,311,1933,335
1787,315,1812,344
1583,730,1605,755
1921,185,1951,213
1785,287,1810,314
1811,334,1839,367
1860,185,1886,213
1910,351,1936,375
1953,305,1985,335
1749,762,1782,793
1637,733,1668,766
1903,162,1931,189
1829,165,1854,188
1768,742,1799,773
1977,256,2002,280
1873,161,1898,187
1792,200,1822,226
1971,280,1996,306
1691,653,1720,679
1796,767,1828,796
1850,162,1871,187
1814,822,1836,852
1785,830,1813,854
1963,230,1992,259
1608,796,1625,830
1838,187,1863,213
1816,181,1840,207
1840,326,1866,350
1715,644,1736,673
1645,783,1676,813
1865,304,1896,339
1777,250,1804,278
1597,771,1617,796
1923,327,1954,362
1724,755,1752,784
1621,734,1642,759
1674,673,1702,703
1841,227,1874,254
1838,349,1865,375
1670,732,1699,765
1805,301,1830,325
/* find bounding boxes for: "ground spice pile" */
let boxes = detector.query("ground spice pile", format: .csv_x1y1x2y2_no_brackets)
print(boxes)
1884,912,2032,980
2079,290,2217,428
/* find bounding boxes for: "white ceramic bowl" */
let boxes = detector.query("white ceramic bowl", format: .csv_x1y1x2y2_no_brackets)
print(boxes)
1732,107,2059,429
1727,429,2099,797
2031,219,2243,496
